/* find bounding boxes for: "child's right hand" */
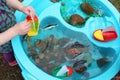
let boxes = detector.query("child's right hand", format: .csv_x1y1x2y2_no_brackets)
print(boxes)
13,20,31,35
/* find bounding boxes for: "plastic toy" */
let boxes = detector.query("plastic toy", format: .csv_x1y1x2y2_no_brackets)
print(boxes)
26,14,40,36
41,24,58,30
52,65,74,78
93,26,118,42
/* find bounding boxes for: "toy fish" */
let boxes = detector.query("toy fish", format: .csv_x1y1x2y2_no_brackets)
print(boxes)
41,24,58,30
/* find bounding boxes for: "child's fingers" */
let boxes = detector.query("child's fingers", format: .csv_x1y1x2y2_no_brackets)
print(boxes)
26,6,35,15
22,20,31,26
22,20,28,24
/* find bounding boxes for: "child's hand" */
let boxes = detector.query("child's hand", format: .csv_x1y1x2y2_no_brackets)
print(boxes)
13,20,31,35
20,6,35,15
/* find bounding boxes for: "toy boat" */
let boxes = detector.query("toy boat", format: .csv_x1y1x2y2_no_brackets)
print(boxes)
26,14,40,36
52,65,74,78
93,26,118,42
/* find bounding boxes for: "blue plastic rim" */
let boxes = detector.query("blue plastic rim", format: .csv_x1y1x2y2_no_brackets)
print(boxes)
12,0,120,80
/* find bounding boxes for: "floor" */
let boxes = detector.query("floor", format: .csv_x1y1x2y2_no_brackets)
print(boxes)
109,0,120,12
0,54,24,80
0,0,119,80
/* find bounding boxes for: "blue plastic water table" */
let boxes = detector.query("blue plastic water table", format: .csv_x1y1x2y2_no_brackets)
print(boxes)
12,0,120,80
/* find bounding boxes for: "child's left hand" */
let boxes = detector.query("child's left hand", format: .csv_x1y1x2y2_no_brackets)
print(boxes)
20,6,35,15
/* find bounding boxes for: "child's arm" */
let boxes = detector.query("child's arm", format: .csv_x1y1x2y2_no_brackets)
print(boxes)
6,0,35,15
6,0,24,11
0,20,31,45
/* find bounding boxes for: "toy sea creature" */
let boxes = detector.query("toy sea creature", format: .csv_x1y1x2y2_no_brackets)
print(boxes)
69,14,85,26
52,65,74,78
41,24,58,30
93,26,118,42
65,41,88,55
26,14,40,36
80,2,105,16
80,2,97,15
97,57,111,68
73,60,87,74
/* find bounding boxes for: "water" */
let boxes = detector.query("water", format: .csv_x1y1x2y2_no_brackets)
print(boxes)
22,23,116,79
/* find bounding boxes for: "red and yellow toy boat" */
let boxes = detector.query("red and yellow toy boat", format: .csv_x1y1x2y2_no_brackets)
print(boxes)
26,14,40,36
93,26,118,42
